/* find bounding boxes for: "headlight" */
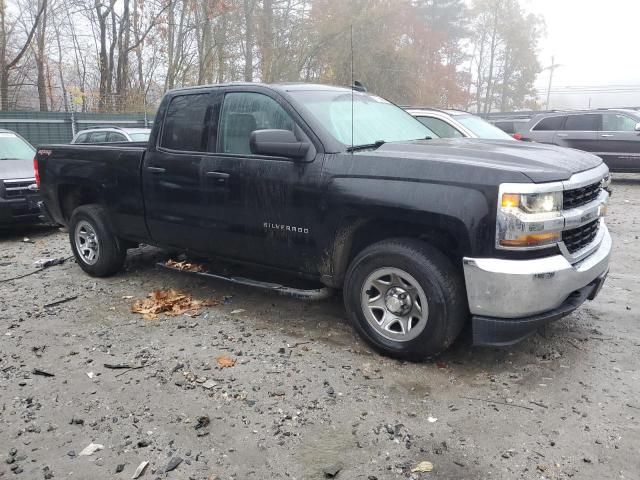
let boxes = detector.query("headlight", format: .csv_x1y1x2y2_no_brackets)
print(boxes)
502,192,562,213
497,189,564,249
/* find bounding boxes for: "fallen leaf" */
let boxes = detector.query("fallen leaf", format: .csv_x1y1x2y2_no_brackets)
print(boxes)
131,289,219,320
166,259,206,273
216,355,236,368
411,461,433,473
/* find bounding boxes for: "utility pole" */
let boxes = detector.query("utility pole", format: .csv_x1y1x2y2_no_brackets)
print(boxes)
544,56,563,110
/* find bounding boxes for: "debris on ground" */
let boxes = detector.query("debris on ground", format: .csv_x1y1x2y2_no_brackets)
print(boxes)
427,416,437,423
195,415,210,429
322,463,343,478
86,371,95,379
131,289,219,320
43,295,78,308
165,259,206,273
132,461,149,478
165,456,183,472
78,443,104,456
230,309,246,314
34,257,67,269
411,461,434,473
216,355,236,368
32,368,55,377
202,379,217,389
104,363,133,369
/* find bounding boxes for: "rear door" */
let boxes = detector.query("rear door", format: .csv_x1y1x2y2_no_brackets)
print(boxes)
554,113,600,153
142,90,222,251
598,112,640,172
525,115,564,143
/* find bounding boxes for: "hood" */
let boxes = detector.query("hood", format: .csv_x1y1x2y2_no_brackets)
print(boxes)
369,138,603,183
0,158,35,181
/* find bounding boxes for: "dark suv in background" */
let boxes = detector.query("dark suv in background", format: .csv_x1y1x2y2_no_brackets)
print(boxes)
517,109,640,172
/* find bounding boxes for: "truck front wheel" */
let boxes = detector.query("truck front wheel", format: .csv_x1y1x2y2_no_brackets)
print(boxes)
343,238,467,361
69,204,126,277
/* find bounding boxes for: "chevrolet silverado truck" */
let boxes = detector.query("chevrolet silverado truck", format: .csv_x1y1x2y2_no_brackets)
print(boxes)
35,83,612,360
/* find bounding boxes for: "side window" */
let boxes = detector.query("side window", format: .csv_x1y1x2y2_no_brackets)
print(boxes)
161,93,219,152
532,116,564,131
219,92,294,155
107,132,127,142
89,131,108,143
495,121,515,134
75,133,89,143
563,114,599,131
416,116,463,138
602,113,637,132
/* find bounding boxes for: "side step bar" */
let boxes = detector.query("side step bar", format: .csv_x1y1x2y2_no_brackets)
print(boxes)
157,262,335,301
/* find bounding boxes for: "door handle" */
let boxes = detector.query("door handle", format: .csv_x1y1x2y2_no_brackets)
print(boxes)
556,133,568,137
206,171,230,180
146,166,166,173
600,134,614,137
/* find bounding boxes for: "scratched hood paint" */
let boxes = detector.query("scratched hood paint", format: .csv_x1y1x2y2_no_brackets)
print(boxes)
365,138,603,183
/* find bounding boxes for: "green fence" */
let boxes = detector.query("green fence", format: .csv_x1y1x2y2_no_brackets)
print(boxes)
0,111,155,146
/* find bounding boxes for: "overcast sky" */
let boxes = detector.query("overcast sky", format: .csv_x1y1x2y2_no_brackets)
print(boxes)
522,0,640,109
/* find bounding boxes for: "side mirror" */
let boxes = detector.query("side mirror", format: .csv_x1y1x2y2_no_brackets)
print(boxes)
250,129,310,159
635,122,640,132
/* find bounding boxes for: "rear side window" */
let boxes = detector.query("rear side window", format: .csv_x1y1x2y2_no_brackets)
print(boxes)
89,131,108,143
602,113,637,132
494,121,514,134
532,116,564,131
219,92,295,155
161,93,219,152
75,133,89,143
107,132,127,142
563,114,599,131
416,117,463,138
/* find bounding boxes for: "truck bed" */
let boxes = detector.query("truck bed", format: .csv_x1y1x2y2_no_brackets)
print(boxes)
36,143,150,242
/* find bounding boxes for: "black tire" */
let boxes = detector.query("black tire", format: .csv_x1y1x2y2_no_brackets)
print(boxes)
343,238,467,361
68,204,126,277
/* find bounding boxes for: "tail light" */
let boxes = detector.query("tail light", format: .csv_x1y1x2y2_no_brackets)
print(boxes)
34,157,40,188
512,133,523,141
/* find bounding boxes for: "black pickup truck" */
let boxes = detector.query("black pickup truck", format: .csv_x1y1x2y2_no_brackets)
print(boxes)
35,83,612,360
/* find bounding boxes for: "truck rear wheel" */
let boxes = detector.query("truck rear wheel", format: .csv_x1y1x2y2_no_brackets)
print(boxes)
69,204,126,277
343,238,467,361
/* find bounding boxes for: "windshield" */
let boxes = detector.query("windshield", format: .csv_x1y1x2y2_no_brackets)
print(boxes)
129,132,150,141
290,90,437,147
0,132,36,160
456,115,514,140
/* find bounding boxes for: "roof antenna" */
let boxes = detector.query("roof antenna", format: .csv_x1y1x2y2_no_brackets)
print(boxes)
350,24,354,152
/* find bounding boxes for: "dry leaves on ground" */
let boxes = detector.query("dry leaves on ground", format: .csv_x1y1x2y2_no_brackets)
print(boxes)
216,355,236,368
165,259,206,273
131,289,219,320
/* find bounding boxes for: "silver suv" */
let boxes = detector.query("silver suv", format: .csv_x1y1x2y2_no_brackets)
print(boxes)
517,109,640,173
405,108,515,140
71,126,151,144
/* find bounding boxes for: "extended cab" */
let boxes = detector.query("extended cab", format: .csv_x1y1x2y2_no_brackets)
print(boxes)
35,83,612,360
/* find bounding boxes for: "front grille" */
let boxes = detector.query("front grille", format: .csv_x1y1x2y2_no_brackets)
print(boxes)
563,181,601,209
1,179,36,199
562,219,600,253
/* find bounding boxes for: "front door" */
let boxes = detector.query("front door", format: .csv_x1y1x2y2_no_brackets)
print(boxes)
201,89,325,273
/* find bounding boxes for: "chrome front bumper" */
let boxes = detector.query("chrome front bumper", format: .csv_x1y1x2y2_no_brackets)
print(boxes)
463,224,611,319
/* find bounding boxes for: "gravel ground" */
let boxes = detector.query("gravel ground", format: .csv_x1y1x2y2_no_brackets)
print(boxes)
1,175,639,480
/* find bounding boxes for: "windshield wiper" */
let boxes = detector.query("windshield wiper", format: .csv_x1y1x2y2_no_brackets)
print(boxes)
346,140,385,152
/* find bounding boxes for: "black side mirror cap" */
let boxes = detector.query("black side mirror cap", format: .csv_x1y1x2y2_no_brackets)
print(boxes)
250,129,310,159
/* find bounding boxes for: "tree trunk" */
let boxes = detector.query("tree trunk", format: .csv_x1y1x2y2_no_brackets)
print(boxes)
36,0,48,111
483,1,501,114
243,0,255,82
260,0,273,82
